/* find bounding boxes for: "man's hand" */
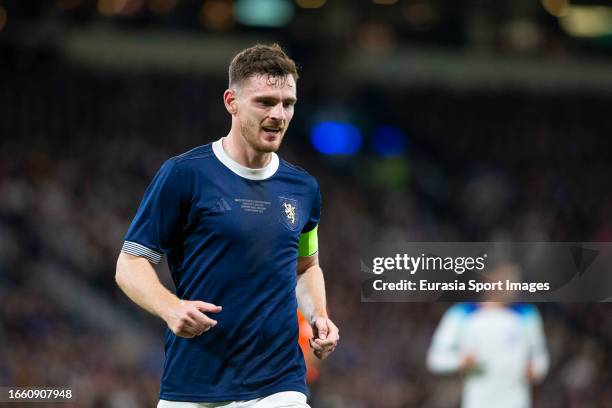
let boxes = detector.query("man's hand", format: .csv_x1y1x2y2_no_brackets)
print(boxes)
163,300,222,338
460,354,484,376
309,316,339,360
460,354,476,372
526,362,537,384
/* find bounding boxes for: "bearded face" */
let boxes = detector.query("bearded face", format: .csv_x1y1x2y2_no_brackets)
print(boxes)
232,74,297,153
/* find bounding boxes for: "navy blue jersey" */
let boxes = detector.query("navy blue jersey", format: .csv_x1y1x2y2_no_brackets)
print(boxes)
122,139,321,402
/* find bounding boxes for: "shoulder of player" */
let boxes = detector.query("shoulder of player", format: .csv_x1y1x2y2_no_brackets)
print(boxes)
165,144,215,171
172,143,214,163
152,144,215,185
508,303,540,320
278,159,319,189
446,302,479,320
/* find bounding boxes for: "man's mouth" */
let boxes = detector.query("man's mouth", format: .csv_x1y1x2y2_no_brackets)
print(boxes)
262,126,282,135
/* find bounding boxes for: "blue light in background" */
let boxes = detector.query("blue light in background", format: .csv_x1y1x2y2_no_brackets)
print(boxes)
372,125,407,157
311,121,363,155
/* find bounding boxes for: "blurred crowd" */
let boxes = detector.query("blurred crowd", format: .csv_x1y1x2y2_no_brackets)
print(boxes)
1,48,612,407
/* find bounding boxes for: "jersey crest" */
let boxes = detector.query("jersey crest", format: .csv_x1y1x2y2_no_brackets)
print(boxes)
279,197,299,231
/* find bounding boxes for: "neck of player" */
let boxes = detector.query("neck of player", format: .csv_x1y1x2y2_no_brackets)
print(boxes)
223,131,272,169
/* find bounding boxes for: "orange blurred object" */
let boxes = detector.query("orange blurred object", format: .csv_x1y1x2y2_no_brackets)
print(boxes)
297,310,320,384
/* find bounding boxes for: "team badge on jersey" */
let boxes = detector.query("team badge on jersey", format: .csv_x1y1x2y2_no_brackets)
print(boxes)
279,197,299,231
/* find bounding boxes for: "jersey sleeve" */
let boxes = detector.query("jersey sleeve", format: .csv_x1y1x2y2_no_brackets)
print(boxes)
122,159,187,264
427,304,467,374
298,182,321,257
525,305,549,382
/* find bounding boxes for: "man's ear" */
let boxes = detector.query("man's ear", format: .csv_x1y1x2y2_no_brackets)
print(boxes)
223,89,238,115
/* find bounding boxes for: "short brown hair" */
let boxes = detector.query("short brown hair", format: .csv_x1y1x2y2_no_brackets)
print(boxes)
228,43,298,88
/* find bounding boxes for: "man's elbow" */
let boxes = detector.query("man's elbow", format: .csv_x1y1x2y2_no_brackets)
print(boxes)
426,353,444,374
426,350,460,375
115,252,129,289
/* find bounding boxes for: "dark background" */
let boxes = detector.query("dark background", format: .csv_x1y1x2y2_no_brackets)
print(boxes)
1,0,612,407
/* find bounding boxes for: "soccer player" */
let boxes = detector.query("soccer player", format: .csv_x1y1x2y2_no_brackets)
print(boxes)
115,44,339,408
426,264,549,408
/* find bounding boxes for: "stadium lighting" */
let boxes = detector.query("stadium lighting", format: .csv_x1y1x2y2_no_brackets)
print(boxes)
559,5,612,38
541,0,569,17
310,121,363,155
234,0,294,27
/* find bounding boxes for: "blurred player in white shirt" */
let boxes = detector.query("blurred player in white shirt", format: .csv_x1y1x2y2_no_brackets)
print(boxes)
427,263,549,408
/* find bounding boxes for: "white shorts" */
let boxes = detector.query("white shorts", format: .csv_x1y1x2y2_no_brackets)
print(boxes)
157,391,310,408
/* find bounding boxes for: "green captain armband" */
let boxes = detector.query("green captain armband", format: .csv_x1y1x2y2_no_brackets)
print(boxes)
298,225,319,257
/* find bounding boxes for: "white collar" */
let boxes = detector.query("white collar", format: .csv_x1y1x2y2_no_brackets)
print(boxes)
212,138,279,180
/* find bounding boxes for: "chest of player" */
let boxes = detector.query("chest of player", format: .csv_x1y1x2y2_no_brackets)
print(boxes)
462,310,529,350
184,178,311,244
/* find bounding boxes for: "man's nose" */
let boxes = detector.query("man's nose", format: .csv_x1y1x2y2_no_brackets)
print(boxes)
269,103,286,121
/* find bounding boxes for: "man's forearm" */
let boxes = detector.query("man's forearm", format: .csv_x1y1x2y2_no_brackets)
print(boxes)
115,251,179,322
296,264,328,324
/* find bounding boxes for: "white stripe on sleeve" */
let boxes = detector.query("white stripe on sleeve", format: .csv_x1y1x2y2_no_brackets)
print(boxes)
122,241,163,264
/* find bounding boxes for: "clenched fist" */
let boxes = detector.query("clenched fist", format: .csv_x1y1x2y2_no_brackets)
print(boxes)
309,316,339,360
